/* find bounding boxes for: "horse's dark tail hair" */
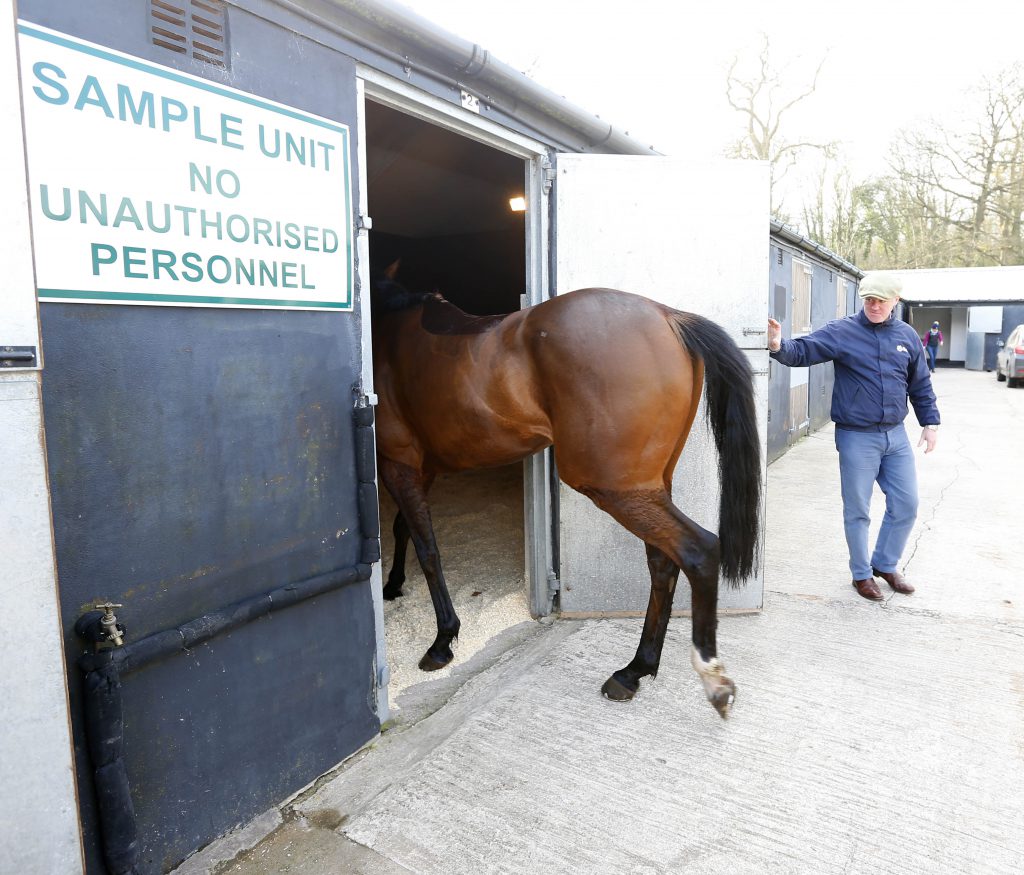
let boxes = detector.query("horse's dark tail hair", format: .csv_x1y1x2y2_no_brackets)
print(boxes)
669,311,761,586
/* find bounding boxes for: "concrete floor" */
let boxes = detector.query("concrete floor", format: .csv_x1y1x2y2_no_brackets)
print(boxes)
183,368,1024,874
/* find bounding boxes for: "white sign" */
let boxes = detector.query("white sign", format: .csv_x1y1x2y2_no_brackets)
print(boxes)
968,305,1003,333
17,22,353,311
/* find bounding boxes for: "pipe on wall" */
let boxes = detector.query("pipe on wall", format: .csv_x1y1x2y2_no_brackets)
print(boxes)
76,562,372,874
75,406,381,873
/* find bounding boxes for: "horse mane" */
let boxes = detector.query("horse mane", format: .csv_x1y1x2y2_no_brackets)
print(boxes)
372,277,440,313
371,275,509,335
420,296,508,336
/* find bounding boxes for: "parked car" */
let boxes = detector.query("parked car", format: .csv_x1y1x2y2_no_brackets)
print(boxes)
996,324,1024,387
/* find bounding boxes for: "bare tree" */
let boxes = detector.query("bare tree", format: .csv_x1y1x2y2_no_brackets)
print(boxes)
802,159,861,263
853,169,958,269
867,66,1024,267
725,35,834,218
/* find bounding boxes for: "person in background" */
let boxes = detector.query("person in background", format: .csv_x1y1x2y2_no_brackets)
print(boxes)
767,272,940,602
921,321,943,373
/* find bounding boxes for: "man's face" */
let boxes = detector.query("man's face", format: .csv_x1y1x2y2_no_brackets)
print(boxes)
862,295,898,324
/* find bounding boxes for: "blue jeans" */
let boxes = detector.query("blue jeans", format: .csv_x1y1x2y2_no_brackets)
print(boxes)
925,344,937,371
835,426,919,580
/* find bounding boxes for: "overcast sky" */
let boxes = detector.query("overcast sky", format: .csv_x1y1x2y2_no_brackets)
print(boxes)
408,0,1024,187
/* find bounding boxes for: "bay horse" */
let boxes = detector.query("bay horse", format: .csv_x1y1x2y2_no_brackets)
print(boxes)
371,265,760,717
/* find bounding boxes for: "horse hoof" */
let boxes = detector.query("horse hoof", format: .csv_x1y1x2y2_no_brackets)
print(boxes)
709,684,736,719
601,675,636,701
418,649,452,671
382,584,404,600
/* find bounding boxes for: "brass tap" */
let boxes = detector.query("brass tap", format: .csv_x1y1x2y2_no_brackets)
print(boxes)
93,602,124,647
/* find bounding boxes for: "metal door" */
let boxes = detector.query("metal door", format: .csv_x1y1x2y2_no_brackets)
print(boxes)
553,155,769,614
18,2,381,872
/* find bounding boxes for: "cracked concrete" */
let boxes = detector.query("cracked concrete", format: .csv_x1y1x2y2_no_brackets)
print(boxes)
179,368,1023,874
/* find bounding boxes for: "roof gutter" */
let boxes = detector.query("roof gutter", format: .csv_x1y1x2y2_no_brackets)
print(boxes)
900,298,1017,306
771,218,864,278
323,0,656,155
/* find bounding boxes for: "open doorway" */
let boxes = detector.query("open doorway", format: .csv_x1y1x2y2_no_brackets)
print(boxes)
365,100,526,313
908,306,956,367
363,99,536,715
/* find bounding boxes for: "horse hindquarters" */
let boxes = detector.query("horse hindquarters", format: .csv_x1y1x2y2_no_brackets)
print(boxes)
534,295,754,716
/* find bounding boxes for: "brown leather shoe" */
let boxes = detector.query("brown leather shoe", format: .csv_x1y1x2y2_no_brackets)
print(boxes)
852,577,884,600
873,567,915,594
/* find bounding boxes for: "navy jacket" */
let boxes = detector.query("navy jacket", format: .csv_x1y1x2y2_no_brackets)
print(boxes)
770,310,940,431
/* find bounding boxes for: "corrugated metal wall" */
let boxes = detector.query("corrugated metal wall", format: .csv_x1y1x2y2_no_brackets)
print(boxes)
767,235,859,462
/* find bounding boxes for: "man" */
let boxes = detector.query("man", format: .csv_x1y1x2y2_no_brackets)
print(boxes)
767,272,940,601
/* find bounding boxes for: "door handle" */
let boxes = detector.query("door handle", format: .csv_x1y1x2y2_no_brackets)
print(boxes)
1,346,37,368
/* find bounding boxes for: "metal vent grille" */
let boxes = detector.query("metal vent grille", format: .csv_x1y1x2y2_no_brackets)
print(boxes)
150,0,227,68
776,247,784,265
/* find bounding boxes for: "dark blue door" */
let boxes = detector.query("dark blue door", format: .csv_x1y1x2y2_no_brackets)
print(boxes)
20,2,380,871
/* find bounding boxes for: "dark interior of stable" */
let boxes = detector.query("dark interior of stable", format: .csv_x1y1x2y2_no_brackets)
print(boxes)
364,99,532,699
364,100,526,314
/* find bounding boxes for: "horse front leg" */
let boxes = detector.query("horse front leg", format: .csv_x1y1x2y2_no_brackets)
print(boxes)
383,472,434,600
378,459,460,671
382,511,410,600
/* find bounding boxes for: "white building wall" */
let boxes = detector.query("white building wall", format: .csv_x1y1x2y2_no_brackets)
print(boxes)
554,156,769,614
950,309,969,362
0,4,84,872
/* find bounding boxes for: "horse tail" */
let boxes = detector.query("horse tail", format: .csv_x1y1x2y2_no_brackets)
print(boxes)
669,312,761,586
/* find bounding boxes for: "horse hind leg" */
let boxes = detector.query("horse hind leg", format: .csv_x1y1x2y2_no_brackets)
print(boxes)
600,544,679,700
378,459,459,671
586,486,735,717
687,543,735,718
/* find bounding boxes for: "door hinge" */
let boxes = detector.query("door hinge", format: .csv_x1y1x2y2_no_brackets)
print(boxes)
354,386,378,407
547,572,560,596
742,327,766,336
542,160,556,195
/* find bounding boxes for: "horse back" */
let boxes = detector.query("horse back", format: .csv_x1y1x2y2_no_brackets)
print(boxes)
519,289,698,488
372,288,696,478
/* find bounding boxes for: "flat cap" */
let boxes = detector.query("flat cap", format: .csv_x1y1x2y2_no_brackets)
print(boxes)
858,272,903,301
